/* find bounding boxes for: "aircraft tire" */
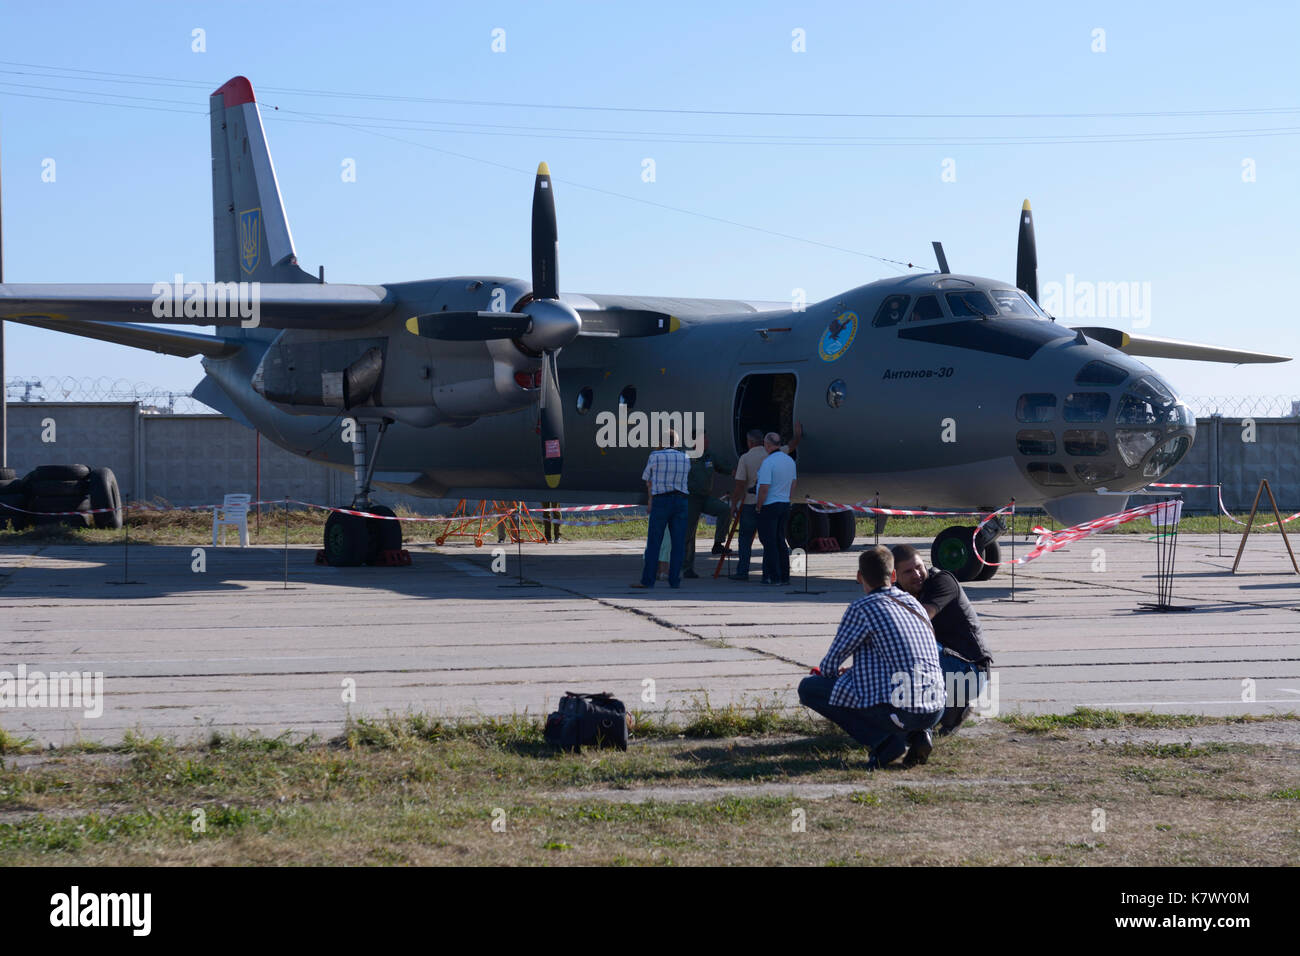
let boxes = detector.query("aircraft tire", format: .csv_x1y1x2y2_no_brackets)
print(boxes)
931,525,982,582
30,464,91,482
89,468,124,530
363,505,402,564
324,511,369,566
786,504,829,550
974,538,1000,581
828,510,856,551
30,478,87,497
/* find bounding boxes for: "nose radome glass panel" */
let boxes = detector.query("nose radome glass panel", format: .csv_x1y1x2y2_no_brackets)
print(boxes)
1027,462,1075,487
1075,361,1129,387
1016,393,1056,423
1063,429,1109,456
1116,428,1161,467
1075,462,1124,484
1017,429,1056,455
1064,392,1111,423
1143,435,1191,479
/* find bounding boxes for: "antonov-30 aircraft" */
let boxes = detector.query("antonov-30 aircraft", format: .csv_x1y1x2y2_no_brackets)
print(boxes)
0,77,1288,578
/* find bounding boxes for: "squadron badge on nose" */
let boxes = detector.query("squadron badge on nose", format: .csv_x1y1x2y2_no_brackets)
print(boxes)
818,311,858,362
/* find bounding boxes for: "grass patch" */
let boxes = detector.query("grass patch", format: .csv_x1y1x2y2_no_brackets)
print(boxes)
2,706,1297,865
0,728,38,756
1001,708,1208,732
1,507,1280,548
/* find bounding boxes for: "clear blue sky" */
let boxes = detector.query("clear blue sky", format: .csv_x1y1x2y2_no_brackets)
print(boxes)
2,0,1297,404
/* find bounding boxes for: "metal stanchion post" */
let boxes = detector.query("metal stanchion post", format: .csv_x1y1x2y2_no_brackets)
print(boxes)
283,496,289,589
996,499,1030,603
500,505,541,588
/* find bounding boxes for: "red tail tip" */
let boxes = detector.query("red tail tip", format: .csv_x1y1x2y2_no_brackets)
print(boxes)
212,76,256,108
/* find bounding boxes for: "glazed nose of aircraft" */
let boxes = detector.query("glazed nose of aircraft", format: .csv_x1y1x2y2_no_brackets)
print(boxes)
1015,361,1195,492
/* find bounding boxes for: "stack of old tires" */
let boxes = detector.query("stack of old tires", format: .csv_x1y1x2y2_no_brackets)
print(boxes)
0,464,124,531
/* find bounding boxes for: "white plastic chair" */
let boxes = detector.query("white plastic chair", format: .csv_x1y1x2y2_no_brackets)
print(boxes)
212,493,251,547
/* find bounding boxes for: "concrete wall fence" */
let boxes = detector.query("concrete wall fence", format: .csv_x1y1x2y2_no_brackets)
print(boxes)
3,403,1297,514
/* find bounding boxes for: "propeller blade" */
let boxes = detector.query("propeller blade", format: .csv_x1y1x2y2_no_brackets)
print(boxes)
576,309,680,338
531,162,559,300
539,350,564,488
405,311,531,341
1016,199,1039,304
1072,327,1291,364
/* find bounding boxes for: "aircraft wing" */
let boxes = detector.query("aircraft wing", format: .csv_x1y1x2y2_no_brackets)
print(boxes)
2,315,239,359
0,282,395,330
1073,327,1290,364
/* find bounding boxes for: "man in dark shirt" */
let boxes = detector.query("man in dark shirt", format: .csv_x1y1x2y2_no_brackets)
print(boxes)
683,431,731,579
891,544,993,735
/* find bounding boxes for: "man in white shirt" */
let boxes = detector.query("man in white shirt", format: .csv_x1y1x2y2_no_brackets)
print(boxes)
728,423,802,581
755,432,797,585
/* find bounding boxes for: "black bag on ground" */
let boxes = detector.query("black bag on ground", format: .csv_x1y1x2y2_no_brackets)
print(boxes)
544,692,629,752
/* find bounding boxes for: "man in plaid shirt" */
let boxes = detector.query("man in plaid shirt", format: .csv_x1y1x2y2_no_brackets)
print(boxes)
632,429,691,589
798,545,946,768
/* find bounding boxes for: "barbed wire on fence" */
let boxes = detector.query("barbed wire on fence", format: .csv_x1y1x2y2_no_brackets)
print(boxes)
1180,396,1300,419
3,376,217,414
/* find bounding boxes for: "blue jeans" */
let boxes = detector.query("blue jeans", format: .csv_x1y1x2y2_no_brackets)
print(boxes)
641,493,688,587
757,502,790,583
938,649,988,734
798,674,942,757
734,504,759,576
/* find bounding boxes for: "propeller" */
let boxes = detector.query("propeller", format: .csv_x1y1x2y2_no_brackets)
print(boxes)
1016,199,1038,304
401,163,682,486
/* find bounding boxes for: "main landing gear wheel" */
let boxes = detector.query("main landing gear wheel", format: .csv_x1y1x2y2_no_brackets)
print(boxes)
828,510,856,551
931,525,987,583
364,505,402,564
785,503,829,550
974,538,1000,581
324,511,370,567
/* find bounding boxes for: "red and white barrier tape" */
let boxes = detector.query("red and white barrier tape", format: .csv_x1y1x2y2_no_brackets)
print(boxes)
973,498,1184,568
806,498,990,517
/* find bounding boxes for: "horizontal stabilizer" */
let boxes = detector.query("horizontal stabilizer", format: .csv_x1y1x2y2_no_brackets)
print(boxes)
0,282,394,329
1073,327,1290,364
2,315,240,359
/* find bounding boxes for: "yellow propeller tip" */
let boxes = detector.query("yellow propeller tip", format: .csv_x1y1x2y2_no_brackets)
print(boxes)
537,161,551,176
669,316,681,333
1022,199,1032,211
544,475,560,489
405,317,420,334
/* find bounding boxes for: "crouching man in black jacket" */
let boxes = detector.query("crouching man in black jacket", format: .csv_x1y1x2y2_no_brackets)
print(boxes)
891,544,994,735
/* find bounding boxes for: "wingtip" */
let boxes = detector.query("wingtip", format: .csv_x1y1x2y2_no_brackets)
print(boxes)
537,161,551,177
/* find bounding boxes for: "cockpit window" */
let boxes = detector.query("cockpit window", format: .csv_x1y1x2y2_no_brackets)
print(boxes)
1016,393,1056,423
990,289,1038,318
872,294,911,328
1076,361,1129,387
946,291,997,318
1063,392,1111,423
909,294,944,322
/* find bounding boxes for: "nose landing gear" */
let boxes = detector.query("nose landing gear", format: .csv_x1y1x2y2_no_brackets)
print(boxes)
931,516,1005,582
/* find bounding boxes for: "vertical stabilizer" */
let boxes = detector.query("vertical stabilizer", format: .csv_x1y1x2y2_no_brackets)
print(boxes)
210,76,316,286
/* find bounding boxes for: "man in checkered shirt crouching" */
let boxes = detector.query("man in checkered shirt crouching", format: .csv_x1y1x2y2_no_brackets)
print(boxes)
798,545,946,769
